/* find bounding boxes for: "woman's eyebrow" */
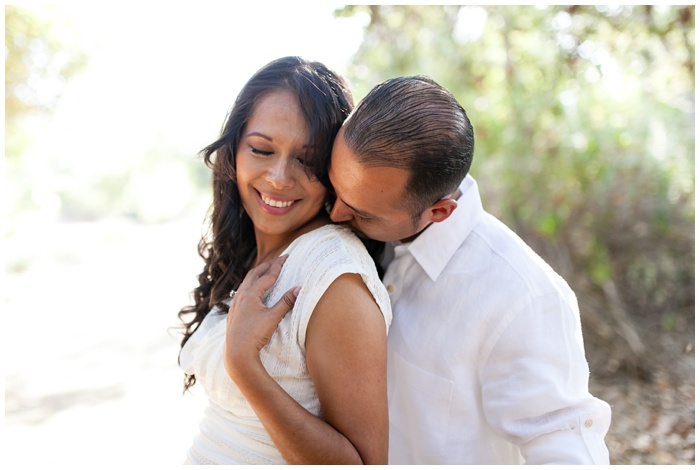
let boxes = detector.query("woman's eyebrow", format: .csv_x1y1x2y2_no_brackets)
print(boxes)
246,132,310,150
245,131,273,141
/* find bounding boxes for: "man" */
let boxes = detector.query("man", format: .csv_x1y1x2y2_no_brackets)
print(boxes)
325,76,611,464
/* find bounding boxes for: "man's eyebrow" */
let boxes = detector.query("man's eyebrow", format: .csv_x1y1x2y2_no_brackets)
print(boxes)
340,197,374,218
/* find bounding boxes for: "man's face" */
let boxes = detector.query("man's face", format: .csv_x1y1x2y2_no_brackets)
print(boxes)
328,128,432,243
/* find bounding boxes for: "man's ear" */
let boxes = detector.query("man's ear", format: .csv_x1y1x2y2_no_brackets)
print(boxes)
427,198,458,223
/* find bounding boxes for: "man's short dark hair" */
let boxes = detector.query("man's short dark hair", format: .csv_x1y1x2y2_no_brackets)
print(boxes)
343,76,474,218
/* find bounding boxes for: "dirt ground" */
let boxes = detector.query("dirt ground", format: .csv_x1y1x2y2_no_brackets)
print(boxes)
588,328,695,465
591,375,695,465
4,217,695,465
4,217,210,465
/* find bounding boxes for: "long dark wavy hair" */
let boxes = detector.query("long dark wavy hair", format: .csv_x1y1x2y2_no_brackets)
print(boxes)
177,57,357,392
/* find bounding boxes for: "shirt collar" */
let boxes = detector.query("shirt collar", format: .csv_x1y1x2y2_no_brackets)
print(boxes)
404,174,484,281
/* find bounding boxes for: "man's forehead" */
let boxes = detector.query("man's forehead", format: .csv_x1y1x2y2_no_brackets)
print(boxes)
334,167,408,213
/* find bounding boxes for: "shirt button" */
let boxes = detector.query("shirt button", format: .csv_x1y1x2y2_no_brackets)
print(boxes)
584,419,593,428
386,284,395,293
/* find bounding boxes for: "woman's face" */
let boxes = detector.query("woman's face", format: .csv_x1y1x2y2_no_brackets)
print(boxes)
236,89,327,241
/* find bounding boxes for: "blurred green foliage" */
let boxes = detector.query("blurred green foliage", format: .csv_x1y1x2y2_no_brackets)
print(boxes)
5,6,208,228
337,5,694,378
5,5,87,156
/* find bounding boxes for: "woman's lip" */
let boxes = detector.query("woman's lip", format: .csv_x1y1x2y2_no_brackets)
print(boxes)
259,190,297,205
256,190,299,214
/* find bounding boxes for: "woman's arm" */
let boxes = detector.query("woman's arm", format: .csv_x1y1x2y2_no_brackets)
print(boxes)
305,272,388,464
224,260,388,464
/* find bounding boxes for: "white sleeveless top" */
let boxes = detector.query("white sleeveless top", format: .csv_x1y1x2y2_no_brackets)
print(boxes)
180,224,392,464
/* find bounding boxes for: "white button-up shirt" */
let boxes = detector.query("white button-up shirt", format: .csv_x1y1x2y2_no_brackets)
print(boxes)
384,175,611,464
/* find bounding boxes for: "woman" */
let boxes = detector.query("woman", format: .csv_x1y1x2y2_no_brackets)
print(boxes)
177,56,391,464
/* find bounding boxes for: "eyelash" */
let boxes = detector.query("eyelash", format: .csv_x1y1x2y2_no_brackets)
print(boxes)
250,146,309,167
250,146,272,156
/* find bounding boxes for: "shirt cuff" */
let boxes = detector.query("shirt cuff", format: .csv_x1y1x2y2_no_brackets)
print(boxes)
520,410,611,464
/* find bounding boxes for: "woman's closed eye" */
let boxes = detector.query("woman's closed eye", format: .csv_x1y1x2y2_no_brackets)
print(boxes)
295,156,314,167
249,145,273,156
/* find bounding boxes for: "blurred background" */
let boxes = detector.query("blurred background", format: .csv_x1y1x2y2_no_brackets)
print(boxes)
4,4,694,465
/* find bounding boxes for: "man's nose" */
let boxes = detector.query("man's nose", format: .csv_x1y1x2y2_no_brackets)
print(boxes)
328,199,352,222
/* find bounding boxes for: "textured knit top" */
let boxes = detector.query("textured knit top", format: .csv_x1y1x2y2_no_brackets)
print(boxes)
180,224,392,464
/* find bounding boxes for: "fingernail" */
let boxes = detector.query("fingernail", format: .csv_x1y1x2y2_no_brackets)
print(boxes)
293,286,301,296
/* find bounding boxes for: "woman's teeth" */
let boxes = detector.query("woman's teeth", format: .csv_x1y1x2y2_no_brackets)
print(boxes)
261,194,294,208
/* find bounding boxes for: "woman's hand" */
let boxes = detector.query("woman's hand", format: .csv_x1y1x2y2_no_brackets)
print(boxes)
224,255,300,381
222,258,388,464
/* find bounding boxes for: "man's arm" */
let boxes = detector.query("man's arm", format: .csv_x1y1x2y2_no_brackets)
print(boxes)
480,292,611,464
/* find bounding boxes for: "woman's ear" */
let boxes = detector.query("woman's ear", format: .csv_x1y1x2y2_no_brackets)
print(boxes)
427,198,458,223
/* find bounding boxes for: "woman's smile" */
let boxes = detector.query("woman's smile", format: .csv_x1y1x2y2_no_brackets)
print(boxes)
235,89,327,243
257,190,299,212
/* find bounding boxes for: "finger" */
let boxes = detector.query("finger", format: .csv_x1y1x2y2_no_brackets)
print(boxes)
267,286,301,320
236,257,276,293
239,258,275,287
247,255,290,294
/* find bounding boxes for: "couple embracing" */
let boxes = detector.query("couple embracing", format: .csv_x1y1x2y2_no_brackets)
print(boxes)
177,56,611,465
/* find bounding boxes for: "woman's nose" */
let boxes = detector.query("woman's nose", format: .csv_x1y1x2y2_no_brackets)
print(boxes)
265,158,294,189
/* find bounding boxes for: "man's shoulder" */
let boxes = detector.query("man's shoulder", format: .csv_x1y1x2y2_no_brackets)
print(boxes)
444,211,573,298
